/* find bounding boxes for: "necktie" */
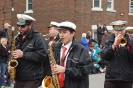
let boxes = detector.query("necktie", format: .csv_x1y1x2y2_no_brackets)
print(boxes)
52,37,55,41
21,37,24,42
58,46,67,87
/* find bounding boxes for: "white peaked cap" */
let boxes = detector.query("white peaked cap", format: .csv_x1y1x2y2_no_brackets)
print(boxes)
110,20,128,30
17,14,36,25
58,21,76,31
110,20,127,26
125,26,133,33
47,21,59,28
126,26,133,30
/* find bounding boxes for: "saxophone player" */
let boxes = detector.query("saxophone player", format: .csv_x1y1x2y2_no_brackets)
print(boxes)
44,21,60,76
51,21,92,88
47,21,60,42
101,20,133,88
8,14,48,88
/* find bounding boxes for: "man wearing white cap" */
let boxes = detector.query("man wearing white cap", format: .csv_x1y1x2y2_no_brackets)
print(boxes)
9,14,48,88
51,21,92,88
101,20,133,88
47,21,60,42
44,21,60,76
125,26,133,38
0,23,11,39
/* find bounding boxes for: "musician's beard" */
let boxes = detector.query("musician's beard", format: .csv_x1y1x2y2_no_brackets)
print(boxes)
19,28,30,36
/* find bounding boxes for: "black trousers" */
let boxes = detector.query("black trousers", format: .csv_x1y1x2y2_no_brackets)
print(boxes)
14,79,41,88
104,80,133,88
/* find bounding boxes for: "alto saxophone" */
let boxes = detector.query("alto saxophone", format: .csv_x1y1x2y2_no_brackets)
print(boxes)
42,41,60,88
43,34,50,41
8,32,20,81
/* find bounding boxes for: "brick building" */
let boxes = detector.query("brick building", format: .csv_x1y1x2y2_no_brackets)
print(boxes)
1,0,133,41
0,0,12,43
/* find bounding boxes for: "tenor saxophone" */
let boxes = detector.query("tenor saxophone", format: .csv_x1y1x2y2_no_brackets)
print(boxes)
8,32,20,81
42,41,60,88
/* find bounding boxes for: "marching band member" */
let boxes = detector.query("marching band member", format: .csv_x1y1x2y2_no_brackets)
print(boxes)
52,21,92,88
9,14,48,88
101,20,133,88
44,21,60,76
47,21,60,42
125,26,133,38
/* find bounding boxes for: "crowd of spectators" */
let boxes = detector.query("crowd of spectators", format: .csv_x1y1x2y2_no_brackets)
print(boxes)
80,23,110,74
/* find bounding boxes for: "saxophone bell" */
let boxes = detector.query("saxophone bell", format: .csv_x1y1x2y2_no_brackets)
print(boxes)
42,76,55,88
8,59,18,68
8,59,18,80
42,41,60,88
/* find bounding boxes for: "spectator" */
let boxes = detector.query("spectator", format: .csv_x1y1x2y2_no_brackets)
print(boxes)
99,30,109,68
89,43,105,73
0,38,10,88
101,30,110,48
0,23,11,87
97,23,104,47
0,23,11,39
102,24,108,32
86,31,98,45
80,33,89,50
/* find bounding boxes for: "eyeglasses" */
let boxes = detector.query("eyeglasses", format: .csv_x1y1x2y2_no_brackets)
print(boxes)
17,25,26,28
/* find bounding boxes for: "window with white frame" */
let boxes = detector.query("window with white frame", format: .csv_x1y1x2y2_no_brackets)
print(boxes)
106,0,116,12
94,0,100,7
107,0,112,9
24,0,33,13
91,25,113,41
129,0,133,15
92,0,103,11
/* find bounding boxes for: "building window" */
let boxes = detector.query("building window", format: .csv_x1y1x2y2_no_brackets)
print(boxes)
129,0,133,15
94,0,100,7
106,0,116,12
92,0,103,11
28,0,32,10
91,25,113,40
107,0,112,9
24,0,33,13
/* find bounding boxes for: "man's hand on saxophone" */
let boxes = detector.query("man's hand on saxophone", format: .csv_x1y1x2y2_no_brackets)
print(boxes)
12,49,23,59
8,49,23,74
52,64,66,74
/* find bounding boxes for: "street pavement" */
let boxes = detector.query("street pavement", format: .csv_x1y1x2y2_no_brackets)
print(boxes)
5,73,105,88
89,73,105,88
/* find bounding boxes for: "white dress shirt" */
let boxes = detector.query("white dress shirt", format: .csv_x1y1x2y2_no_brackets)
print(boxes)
60,41,72,66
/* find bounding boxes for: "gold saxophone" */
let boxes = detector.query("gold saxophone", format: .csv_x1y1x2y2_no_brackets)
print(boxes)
42,41,60,88
43,34,50,41
8,32,20,81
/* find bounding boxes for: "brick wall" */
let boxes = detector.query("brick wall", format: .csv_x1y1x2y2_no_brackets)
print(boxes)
10,0,133,41
0,0,12,44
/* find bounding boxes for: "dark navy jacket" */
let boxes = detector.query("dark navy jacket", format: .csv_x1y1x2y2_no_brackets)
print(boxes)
53,38,92,88
15,27,48,81
101,34,133,81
